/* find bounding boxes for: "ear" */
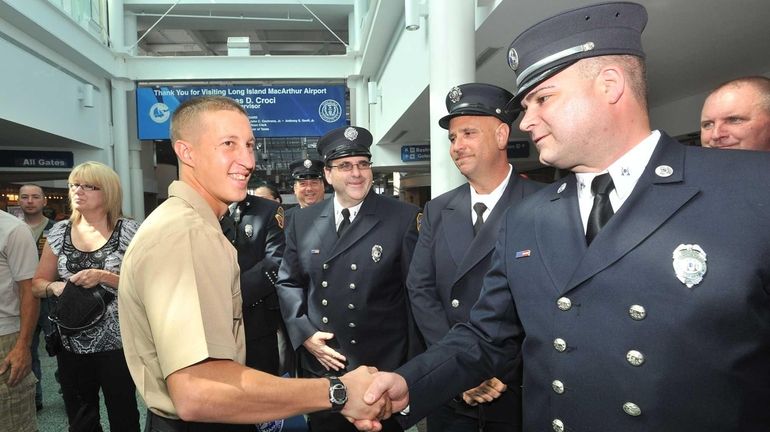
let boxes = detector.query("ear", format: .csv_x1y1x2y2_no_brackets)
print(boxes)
323,167,332,184
495,122,511,150
173,140,194,166
597,66,625,105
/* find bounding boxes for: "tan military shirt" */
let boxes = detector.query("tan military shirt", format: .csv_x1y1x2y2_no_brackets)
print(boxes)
119,181,245,418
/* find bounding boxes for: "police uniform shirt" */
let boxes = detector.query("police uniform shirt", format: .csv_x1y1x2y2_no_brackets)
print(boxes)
333,196,364,231
119,181,245,419
469,164,513,225
576,130,660,233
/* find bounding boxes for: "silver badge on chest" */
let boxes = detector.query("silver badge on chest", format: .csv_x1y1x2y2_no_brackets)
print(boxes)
244,224,253,238
672,244,707,288
371,244,383,263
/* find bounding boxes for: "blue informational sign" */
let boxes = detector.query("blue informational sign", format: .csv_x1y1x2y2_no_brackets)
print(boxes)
401,145,430,162
0,150,74,168
136,85,347,140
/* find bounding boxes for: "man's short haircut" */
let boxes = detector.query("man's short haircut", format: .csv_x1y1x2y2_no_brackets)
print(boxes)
170,96,248,143
19,184,45,195
577,55,648,110
68,161,124,229
710,76,770,113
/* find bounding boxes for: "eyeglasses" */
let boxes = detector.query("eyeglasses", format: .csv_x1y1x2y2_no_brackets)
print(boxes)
67,183,101,192
328,161,373,172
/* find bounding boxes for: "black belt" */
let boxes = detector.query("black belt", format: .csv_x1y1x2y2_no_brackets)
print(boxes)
146,411,253,432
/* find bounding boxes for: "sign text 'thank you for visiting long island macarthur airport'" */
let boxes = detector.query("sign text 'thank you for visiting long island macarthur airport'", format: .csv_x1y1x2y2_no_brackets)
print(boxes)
136,85,347,140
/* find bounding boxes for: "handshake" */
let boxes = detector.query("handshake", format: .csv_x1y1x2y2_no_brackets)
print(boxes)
337,366,409,432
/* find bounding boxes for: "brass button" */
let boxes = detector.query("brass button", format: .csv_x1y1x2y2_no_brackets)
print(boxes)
350,264,357,270
350,340,357,344
628,304,646,320
348,304,355,310
321,281,328,288
556,297,572,311
626,350,645,366
623,402,642,416
349,283,356,290
321,299,328,306
553,338,567,352
552,419,564,432
321,317,328,324
551,380,564,394
451,299,460,308
348,322,356,328
322,263,329,270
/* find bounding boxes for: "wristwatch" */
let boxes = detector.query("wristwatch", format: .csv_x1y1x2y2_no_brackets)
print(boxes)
326,376,348,412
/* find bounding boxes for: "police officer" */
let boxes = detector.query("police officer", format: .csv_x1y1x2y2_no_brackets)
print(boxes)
363,3,770,431
407,83,542,432
221,194,285,375
276,125,421,432
285,158,326,221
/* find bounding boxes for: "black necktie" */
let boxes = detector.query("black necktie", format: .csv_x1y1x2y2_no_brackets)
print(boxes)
585,173,615,245
220,211,237,243
337,208,351,237
472,202,487,236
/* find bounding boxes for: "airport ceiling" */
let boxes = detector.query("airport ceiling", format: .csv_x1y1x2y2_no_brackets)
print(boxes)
124,0,770,144
127,2,352,57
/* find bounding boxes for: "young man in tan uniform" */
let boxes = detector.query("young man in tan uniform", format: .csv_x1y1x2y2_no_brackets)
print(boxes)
119,96,389,431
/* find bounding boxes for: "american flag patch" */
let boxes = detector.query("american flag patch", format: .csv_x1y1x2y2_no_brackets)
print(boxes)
515,250,531,258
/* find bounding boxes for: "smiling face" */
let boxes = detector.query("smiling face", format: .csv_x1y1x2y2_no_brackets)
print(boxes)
324,156,373,208
179,109,255,215
448,115,508,182
518,63,610,172
293,178,325,207
700,84,770,151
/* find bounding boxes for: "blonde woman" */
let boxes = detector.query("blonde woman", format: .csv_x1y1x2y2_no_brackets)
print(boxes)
32,161,139,432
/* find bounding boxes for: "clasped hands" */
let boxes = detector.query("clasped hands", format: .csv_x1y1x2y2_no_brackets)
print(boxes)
338,367,409,432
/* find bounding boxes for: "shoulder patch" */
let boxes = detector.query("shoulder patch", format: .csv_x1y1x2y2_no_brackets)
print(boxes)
416,212,423,232
275,206,285,230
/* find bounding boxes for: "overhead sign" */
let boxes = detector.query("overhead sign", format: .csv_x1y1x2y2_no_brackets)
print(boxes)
401,145,430,162
136,85,347,140
0,150,74,168
507,141,530,159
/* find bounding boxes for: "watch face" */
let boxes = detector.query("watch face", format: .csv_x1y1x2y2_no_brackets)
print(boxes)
332,384,348,404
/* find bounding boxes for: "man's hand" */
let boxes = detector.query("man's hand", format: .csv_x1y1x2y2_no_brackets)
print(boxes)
340,366,391,431
0,343,32,386
350,372,410,431
303,332,346,371
462,377,507,406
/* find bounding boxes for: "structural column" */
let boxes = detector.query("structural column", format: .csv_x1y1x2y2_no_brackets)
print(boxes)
347,76,370,128
427,0,475,197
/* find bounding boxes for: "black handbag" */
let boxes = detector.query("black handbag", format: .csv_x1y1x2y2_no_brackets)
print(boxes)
49,280,115,335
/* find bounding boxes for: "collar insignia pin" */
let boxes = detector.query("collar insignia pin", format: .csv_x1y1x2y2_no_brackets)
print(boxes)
655,165,673,177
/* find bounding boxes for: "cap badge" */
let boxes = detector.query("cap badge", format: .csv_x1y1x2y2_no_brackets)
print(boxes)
344,127,358,141
371,244,383,263
508,47,519,71
655,165,673,177
448,86,463,104
672,244,707,288
303,159,313,169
